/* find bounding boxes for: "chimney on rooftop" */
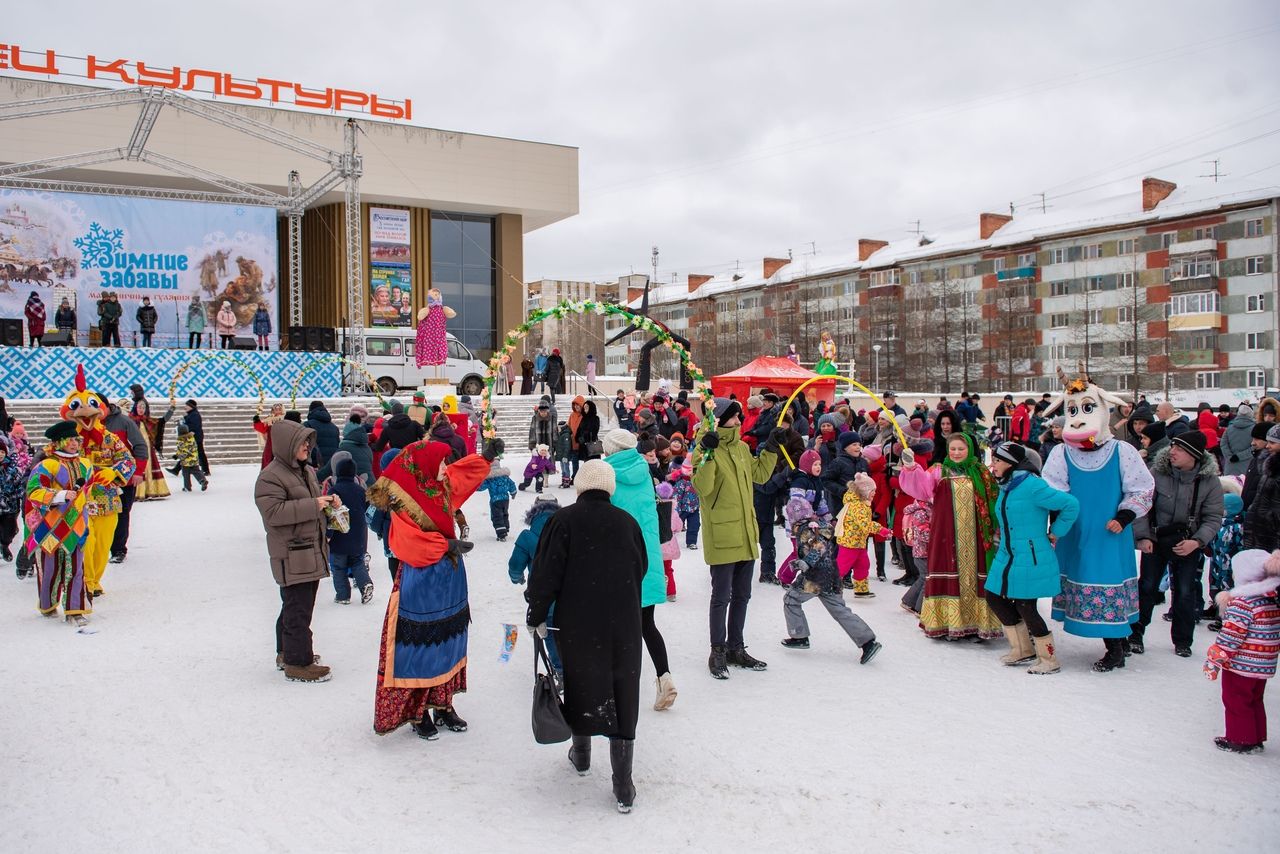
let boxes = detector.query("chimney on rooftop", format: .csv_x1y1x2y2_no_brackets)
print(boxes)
688,273,713,294
858,239,888,261
763,257,790,279
979,212,1012,240
1142,177,1177,212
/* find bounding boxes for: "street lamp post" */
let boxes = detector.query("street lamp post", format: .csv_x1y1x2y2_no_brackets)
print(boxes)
872,344,882,390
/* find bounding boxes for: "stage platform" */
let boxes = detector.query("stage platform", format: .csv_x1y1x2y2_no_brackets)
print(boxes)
0,346,341,400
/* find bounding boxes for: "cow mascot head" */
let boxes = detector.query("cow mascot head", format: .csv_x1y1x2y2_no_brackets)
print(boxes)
1043,361,1130,451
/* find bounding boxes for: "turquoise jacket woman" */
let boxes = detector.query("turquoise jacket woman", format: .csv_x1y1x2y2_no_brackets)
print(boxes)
985,470,1080,600
605,447,666,607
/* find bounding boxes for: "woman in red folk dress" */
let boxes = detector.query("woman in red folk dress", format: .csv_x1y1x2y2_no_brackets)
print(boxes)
366,438,495,740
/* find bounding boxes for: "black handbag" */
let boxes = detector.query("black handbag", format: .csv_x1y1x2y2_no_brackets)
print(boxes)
583,440,604,459
531,634,572,744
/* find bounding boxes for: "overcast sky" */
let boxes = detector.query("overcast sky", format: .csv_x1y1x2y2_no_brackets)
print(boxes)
10,1,1280,284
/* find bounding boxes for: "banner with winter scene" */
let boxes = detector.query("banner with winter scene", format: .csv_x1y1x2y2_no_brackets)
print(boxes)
0,189,278,345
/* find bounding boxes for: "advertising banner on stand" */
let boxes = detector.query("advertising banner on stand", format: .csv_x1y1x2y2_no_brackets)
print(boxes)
369,265,413,327
0,189,278,346
369,207,410,265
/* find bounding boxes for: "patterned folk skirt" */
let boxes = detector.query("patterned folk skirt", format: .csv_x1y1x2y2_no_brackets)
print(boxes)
919,477,1003,640
374,554,469,734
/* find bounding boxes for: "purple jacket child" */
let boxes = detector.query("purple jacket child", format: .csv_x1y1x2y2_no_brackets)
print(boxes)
519,446,557,492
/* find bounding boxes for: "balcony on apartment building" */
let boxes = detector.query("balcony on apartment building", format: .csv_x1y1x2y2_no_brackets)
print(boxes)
996,264,1037,282
1168,254,1219,295
1169,349,1217,368
1167,238,1218,257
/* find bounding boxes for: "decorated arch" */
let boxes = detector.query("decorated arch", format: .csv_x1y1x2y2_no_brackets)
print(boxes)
480,299,713,439
290,356,387,411
169,352,266,416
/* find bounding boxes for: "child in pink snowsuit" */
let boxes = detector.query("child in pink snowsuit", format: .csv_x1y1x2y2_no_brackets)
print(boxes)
656,481,683,600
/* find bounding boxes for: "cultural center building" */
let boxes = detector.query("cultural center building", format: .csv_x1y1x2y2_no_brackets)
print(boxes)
0,46,579,361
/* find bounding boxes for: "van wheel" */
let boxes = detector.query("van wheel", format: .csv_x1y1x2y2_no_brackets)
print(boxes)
460,376,483,396
377,377,398,396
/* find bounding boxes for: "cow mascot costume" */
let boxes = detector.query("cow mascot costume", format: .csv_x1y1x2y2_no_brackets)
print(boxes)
61,365,136,600
1041,364,1154,672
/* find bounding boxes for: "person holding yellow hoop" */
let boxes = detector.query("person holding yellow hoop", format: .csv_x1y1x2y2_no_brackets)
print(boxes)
693,398,782,679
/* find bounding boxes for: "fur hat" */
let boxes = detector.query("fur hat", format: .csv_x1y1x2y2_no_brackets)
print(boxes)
1216,549,1280,611
851,472,876,500
798,449,821,472
349,404,369,419
535,443,549,455
602,429,638,456
575,459,616,496
1171,431,1207,463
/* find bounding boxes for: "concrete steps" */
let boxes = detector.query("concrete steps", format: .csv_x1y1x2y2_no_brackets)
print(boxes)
5,393,621,464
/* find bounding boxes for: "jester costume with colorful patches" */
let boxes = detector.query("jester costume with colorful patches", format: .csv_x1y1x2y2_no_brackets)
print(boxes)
60,366,136,597
366,440,489,734
26,434,93,616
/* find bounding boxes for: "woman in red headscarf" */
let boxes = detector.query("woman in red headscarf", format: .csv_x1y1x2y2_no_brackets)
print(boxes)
367,438,493,740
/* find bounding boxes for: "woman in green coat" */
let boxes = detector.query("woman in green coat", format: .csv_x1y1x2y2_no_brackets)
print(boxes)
601,429,678,711
985,443,1080,674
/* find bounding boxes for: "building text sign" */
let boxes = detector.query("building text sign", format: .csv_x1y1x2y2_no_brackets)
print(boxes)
0,42,413,120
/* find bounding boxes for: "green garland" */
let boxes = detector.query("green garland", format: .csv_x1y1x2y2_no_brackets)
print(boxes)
480,299,713,439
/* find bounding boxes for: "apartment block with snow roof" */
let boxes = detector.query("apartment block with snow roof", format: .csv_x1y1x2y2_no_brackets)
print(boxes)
599,177,1278,399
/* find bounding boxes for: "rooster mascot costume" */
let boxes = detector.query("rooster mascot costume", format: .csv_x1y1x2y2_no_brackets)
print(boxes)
61,365,136,599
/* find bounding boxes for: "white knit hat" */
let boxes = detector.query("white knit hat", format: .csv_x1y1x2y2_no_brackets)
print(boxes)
574,459,616,496
601,429,638,456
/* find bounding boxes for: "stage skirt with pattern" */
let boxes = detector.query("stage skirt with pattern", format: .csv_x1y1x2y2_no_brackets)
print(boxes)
919,476,1003,640
132,415,170,500
374,553,469,734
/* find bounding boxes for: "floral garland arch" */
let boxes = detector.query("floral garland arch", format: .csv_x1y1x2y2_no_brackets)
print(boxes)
169,352,265,416
480,299,713,439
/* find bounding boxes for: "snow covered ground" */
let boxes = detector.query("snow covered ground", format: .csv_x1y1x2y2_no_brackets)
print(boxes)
2,459,1276,853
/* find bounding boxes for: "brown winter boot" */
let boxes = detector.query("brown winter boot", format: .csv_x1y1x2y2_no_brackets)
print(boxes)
283,662,332,683
1000,623,1036,666
1027,632,1061,675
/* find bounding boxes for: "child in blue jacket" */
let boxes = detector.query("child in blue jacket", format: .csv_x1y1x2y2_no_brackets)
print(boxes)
477,458,518,541
509,495,563,671
324,451,373,604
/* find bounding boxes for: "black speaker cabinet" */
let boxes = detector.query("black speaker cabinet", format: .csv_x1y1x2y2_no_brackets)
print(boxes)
288,326,306,351
318,327,336,352
0,318,23,346
41,330,73,346
232,336,258,351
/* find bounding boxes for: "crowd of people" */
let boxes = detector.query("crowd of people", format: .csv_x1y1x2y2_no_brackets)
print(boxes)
8,362,1279,815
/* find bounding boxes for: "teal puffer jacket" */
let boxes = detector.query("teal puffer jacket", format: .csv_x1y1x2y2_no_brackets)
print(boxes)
985,471,1080,600
606,448,665,607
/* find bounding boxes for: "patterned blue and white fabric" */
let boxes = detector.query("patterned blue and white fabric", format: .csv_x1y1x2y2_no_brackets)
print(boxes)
0,347,340,399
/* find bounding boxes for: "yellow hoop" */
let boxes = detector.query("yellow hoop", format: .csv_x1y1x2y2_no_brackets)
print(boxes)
168,353,266,417
777,375,909,469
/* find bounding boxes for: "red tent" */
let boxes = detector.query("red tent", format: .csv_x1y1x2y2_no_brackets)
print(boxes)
710,356,837,406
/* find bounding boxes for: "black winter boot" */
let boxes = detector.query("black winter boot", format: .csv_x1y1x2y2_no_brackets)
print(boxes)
569,734,591,775
708,645,729,680
609,738,636,813
726,647,768,670
758,547,778,584
1092,638,1127,672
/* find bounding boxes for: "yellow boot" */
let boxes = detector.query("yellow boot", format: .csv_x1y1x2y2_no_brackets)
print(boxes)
1027,632,1061,675
1000,623,1036,665
852,578,875,598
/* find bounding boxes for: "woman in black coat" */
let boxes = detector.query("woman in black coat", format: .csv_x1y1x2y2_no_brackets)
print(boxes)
527,460,645,813
1244,448,1280,553
575,400,600,461
545,349,566,398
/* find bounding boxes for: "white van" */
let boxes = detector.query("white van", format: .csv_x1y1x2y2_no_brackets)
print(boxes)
342,328,488,396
